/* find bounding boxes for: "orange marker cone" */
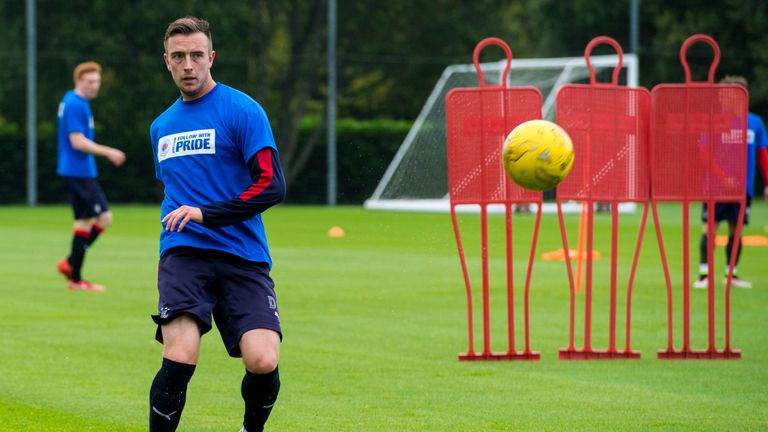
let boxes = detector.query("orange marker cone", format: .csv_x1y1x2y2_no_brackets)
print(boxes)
327,226,345,238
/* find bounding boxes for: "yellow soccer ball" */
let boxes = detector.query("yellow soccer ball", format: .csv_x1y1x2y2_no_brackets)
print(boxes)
501,119,574,191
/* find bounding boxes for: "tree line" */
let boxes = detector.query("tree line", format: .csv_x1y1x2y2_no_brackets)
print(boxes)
1,0,765,204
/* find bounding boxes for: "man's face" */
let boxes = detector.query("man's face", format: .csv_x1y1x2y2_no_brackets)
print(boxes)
76,71,101,100
164,32,215,101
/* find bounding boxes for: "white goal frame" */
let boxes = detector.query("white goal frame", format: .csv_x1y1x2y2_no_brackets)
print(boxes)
364,54,639,213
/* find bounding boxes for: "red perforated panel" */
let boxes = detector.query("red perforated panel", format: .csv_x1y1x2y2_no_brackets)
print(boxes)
446,86,543,204
651,84,748,201
556,85,651,201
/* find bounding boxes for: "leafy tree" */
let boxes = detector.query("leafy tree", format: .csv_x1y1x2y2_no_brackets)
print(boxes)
1,0,766,203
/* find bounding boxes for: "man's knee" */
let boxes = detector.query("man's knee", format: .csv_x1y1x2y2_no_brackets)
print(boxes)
243,350,279,374
73,219,94,232
701,220,722,234
97,211,114,228
161,315,202,365
241,329,280,374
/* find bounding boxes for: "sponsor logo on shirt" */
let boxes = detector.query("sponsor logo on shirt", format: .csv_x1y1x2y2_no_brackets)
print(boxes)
157,129,216,162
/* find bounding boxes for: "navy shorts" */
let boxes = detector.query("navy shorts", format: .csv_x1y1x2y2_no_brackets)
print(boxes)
152,246,282,357
64,177,109,220
701,196,751,225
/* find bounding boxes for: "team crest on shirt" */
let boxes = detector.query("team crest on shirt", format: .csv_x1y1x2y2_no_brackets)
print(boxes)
157,129,216,162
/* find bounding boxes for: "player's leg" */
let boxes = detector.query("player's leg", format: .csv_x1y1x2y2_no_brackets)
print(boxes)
150,315,201,432
86,182,112,248
240,330,281,432
59,178,106,291
725,198,751,288
150,247,218,432
86,209,112,247
694,203,717,288
66,218,95,282
161,314,203,364
213,255,282,432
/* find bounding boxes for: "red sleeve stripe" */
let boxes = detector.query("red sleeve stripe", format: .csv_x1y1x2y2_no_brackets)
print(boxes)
239,149,274,201
758,147,768,180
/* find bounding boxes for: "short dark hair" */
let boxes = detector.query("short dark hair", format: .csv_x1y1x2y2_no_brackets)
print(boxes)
164,16,213,52
719,74,748,88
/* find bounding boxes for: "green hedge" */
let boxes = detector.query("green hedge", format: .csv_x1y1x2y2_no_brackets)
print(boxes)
0,117,410,205
287,117,410,204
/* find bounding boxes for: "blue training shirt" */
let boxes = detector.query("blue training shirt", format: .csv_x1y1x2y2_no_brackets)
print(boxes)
57,90,98,178
747,112,768,197
150,83,277,266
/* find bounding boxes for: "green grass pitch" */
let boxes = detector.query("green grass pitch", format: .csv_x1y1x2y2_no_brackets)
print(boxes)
0,203,766,431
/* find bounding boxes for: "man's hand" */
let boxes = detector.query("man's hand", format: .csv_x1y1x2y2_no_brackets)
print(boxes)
108,148,126,166
69,132,126,166
722,176,739,195
763,185,768,200
162,205,203,232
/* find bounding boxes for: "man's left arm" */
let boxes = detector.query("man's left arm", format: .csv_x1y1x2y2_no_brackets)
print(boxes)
758,146,768,199
756,118,768,200
201,147,286,227
162,147,285,232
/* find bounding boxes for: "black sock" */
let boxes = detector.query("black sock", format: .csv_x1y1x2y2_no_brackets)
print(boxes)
68,230,90,282
149,358,196,432
242,367,280,432
725,234,742,273
698,233,707,279
86,224,104,247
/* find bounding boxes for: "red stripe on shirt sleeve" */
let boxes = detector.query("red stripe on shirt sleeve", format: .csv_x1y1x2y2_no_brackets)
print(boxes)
239,149,274,201
758,147,768,181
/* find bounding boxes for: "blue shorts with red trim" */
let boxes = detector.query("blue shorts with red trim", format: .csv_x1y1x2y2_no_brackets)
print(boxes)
63,177,109,220
152,246,282,357
701,196,751,225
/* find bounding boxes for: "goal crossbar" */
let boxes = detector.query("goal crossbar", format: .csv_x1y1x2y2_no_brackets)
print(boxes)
365,54,638,213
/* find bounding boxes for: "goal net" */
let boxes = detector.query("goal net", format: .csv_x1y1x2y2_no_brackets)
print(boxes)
364,54,639,213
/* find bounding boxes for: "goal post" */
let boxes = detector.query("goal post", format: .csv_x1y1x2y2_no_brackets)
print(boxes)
364,54,639,213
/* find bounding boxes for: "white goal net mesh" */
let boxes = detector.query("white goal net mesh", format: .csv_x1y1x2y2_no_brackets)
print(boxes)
365,54,638,212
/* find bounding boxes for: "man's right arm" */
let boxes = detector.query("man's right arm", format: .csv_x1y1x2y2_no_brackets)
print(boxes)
69,132,126,166
757,147,768,199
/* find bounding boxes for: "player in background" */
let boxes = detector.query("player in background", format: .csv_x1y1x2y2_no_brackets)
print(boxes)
694,75,768,289
148,17,286,432
56,61,126,292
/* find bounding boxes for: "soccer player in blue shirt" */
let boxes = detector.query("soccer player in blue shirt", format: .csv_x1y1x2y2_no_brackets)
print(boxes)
56,61,126,292
148,17,286,432
694,75,768,289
